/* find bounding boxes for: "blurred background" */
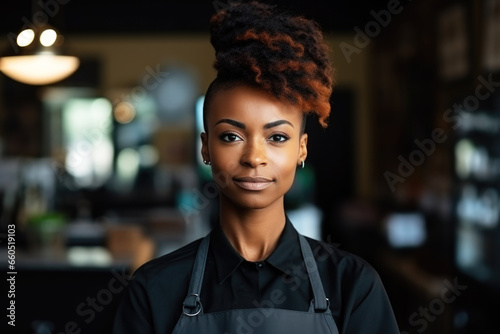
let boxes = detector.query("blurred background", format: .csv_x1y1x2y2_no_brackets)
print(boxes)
0,0,499,333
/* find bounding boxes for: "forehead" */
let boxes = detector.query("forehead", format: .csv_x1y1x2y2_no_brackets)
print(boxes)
206,84,303,126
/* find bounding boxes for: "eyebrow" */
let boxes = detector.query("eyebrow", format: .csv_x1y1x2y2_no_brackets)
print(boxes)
263,120,294,129
215,119,246,129
215,119,294,130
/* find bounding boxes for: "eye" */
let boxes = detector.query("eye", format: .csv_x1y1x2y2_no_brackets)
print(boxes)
269,134,290,142
219,132,242,142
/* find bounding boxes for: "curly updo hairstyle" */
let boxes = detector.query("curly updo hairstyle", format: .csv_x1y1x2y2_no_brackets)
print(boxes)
203,1,335,131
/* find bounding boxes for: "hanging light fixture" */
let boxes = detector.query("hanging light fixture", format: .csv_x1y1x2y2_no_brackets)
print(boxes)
0,25,79,85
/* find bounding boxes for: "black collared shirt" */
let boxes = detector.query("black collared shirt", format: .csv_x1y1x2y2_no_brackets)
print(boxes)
113,218,400,333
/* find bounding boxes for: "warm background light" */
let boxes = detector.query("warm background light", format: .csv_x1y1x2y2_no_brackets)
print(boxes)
0,27,79,85
113,101,136,124
0,54,79,85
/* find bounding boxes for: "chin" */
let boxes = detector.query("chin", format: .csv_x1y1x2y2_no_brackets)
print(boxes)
221,192,283,211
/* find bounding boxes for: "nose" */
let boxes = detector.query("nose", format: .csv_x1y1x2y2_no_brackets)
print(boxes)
240,140,267,168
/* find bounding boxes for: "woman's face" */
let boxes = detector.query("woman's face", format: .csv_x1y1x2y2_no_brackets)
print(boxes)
201,84,307,211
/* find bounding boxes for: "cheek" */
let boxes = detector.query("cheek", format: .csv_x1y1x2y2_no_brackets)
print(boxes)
268,148,298,181
209,143,238,182
210,143,237,166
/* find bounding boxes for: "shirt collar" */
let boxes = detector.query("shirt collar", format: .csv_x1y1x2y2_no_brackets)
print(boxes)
210,222,244,284
210,216,303,284
266,217,302,275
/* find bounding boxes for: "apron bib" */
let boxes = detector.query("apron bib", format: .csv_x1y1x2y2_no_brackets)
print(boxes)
172,233,339,334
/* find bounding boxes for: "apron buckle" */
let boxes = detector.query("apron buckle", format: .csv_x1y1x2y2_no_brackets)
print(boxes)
182,294,202,316
312,297,331,313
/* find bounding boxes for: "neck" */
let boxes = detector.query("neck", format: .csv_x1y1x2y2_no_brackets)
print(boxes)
218,197,286,262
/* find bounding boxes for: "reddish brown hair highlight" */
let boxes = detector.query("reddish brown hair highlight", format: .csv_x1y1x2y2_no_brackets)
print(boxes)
205,1,335,128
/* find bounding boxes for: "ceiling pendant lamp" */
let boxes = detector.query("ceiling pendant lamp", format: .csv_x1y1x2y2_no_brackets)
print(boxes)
0,25,79,85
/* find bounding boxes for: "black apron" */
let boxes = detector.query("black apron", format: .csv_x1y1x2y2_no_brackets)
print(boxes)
172,233,339,334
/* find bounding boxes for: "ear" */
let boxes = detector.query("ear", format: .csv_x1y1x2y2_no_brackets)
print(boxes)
200,132,210,163
298,133,308,165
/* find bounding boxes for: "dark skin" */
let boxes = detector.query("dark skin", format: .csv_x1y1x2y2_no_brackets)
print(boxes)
201,84,308,262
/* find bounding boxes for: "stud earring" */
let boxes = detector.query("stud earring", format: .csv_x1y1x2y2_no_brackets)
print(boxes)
203,160,211,166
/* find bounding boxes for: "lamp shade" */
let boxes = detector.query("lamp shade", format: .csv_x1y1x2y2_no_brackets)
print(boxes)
0,54,79,85
0,26,79,85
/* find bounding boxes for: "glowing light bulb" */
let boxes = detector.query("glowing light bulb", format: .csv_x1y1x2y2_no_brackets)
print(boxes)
40,29,57,47
17,29,35,47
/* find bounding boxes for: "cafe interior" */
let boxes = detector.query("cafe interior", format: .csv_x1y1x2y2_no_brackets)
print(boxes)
0,0,499,333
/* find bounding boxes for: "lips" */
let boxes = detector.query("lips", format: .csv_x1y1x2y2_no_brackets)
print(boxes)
233,176,274,191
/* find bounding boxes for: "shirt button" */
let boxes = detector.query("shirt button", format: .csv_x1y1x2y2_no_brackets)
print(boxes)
256,262,264,270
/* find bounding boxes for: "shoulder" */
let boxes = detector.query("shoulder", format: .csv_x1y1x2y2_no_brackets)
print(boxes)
114,237,206,333
303,236,381,282
303,235,393,311
303,238,400,333
132,237,204,287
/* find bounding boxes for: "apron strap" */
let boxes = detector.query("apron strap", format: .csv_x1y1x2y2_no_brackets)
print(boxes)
182,234,210,315
298,234,330,312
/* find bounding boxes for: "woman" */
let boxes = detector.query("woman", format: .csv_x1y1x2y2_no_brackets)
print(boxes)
113,2,400,333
